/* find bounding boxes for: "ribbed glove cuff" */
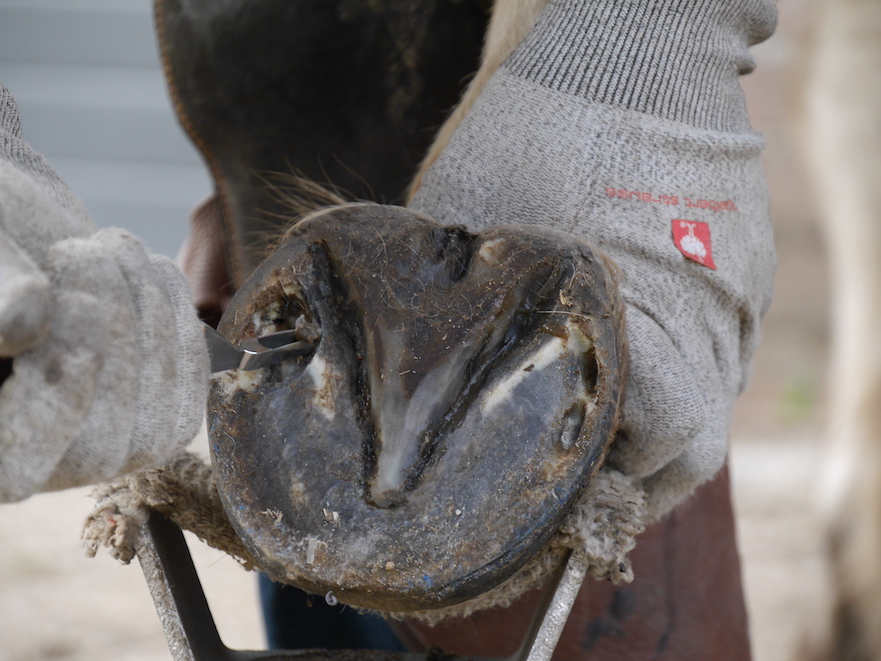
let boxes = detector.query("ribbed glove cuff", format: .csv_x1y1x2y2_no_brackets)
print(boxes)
505,0,777,132
0,85,93,228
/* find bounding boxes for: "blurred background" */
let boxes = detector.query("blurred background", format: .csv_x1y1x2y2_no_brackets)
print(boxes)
0,0,832,659
0,0,210,257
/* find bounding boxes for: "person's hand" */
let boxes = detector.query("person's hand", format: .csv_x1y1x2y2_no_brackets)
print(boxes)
410,0,776,520
0,89,208,502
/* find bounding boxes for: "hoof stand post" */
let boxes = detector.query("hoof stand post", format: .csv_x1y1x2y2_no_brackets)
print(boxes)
134,510,591,661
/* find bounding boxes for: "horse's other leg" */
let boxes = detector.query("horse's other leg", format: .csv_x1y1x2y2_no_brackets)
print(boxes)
800,0,881,658
407,0,549,200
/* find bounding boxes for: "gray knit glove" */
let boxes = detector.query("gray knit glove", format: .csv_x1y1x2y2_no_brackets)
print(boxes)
0,86,208,502
410,0,777,519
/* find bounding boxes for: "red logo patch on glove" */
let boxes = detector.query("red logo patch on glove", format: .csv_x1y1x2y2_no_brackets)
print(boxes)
672,220,716,270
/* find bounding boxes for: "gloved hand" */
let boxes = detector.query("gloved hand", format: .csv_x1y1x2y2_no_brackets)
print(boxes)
0,86,208,502
410,0,777,520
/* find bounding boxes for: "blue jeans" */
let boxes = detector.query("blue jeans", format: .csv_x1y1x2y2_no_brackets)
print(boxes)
258,574,406,651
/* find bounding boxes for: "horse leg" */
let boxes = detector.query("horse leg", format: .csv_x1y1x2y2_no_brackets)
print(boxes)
156,0,489,287
800,0,881,658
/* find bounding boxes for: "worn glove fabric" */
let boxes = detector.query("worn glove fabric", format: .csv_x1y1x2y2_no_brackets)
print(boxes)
410,0,777,519
0,85,209,502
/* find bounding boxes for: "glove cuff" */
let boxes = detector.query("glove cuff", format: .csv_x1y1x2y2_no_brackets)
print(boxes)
88,229,208,473
504,0,777,132
0,86,94,226
148,253,210,460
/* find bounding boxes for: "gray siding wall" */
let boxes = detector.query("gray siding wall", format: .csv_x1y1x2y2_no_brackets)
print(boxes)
0,0,211,257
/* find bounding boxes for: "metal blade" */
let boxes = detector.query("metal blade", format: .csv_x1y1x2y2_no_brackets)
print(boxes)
202,324,315,373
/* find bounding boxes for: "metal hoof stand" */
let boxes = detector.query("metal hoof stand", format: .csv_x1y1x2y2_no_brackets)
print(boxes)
134,511,585,661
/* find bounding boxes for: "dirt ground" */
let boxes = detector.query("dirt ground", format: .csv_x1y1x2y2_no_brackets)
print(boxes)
0,0,837,659
0,434,266,661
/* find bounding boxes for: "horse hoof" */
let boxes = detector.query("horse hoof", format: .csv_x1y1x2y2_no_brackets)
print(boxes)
208,203,625,612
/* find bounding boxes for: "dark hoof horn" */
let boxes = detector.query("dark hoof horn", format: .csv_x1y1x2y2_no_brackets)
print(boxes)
208,204,625,612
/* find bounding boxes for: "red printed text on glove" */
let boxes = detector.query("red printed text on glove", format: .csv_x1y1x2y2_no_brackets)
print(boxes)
672,220,716,270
